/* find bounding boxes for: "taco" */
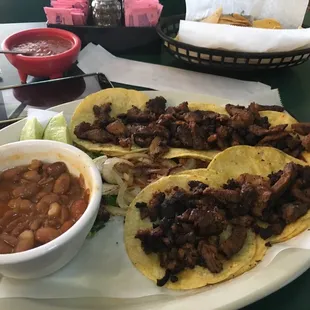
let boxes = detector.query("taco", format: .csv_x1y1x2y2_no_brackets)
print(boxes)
71,88,310,164
124,146,310,289
206,145,310,243
70,88,150,156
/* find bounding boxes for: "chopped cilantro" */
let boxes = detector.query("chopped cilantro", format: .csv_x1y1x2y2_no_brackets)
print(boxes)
87,195,117,238
103,195,117,206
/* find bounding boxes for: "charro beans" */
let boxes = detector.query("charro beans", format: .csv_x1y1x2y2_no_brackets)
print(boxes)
0,160,88,254
53,173,71,194
15,230,35,253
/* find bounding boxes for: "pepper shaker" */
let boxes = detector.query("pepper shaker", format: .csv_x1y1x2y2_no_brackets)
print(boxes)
91,0,122,26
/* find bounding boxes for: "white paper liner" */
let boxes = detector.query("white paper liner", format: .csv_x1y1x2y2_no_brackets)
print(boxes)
0,217,310,299
77,43,275,102
0,91,308,302
180,0,310,52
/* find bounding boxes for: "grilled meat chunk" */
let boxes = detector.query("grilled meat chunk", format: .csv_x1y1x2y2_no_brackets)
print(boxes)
280,202,308,224
301,134,310,152
248,102,285,112
292,123,310,136
219,226,247,258
106,120,127,136
188,207,227,236
198,242,223,273
146,96,167,115
272,163,298,198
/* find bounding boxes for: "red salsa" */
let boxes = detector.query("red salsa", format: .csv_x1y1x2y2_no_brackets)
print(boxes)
0,160,89,254
11,37,72,56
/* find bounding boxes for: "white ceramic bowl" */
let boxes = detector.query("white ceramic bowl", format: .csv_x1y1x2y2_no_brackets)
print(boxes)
0,140,102,279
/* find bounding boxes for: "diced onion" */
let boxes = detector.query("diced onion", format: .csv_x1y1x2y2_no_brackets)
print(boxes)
105,205,127,216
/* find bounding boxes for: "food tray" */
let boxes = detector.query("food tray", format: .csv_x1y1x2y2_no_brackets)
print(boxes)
47,23,161,55
156,14,310,71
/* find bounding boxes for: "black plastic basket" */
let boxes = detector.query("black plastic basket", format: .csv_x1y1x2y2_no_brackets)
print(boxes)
156,14,310,71
47,23,161,55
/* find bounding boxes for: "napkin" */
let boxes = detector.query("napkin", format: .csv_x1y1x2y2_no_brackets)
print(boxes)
179,0,310,52
77,43,278,103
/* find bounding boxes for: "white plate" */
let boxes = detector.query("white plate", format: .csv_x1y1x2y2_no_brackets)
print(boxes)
0,91,309,310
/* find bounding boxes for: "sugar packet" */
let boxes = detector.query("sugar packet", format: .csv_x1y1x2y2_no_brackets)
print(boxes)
124,0,163,27
45,0,89,25
44,7,74,25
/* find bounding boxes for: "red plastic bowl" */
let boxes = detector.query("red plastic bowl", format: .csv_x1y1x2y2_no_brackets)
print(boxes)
2,28,81,83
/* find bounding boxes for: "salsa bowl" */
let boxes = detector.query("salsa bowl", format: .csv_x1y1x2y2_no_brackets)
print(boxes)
0,140,102,279
1,28,81,83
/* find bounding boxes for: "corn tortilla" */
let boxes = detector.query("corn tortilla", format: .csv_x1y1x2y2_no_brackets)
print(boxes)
124,173,257,290
207,146,309,242
70,88,150,156
70,89,308,163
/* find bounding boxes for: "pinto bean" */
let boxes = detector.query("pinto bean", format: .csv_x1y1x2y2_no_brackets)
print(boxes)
36,201,49,214
37,193,59,206
12,183,39,199
28,159,42,171
60,207,70,224
9,198,33,212
0,239,13,254
70,199,87,221
4,215,22,233
34,191,48,203
44,219,61,229
29,218,43,231
38,177,54,186
46,162,67,178
35,227,60,244
8,198,22,210
60,195,69,205
53,173,71,195
1,166,27,181
42,182,54,193
20,199,33,212
15,230,35,252
60,220,74,233
0,210,15,229
36,193,59,214
48,202,61,218
20,179,31,185
23,170,41,182
11,222,30,237
0,233,18,247
0,191,9,201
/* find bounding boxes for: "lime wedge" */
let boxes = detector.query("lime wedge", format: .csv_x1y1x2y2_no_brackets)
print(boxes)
20,118,44,141
43,113,72,144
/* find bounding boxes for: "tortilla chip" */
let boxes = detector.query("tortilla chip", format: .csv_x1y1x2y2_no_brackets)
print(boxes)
219,14,252,27
70,88,150,156
201,7,223,24
124,173,257,290
253,19,282,29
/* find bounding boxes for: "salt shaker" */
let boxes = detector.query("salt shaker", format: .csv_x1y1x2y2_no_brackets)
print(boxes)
92,0,122,26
